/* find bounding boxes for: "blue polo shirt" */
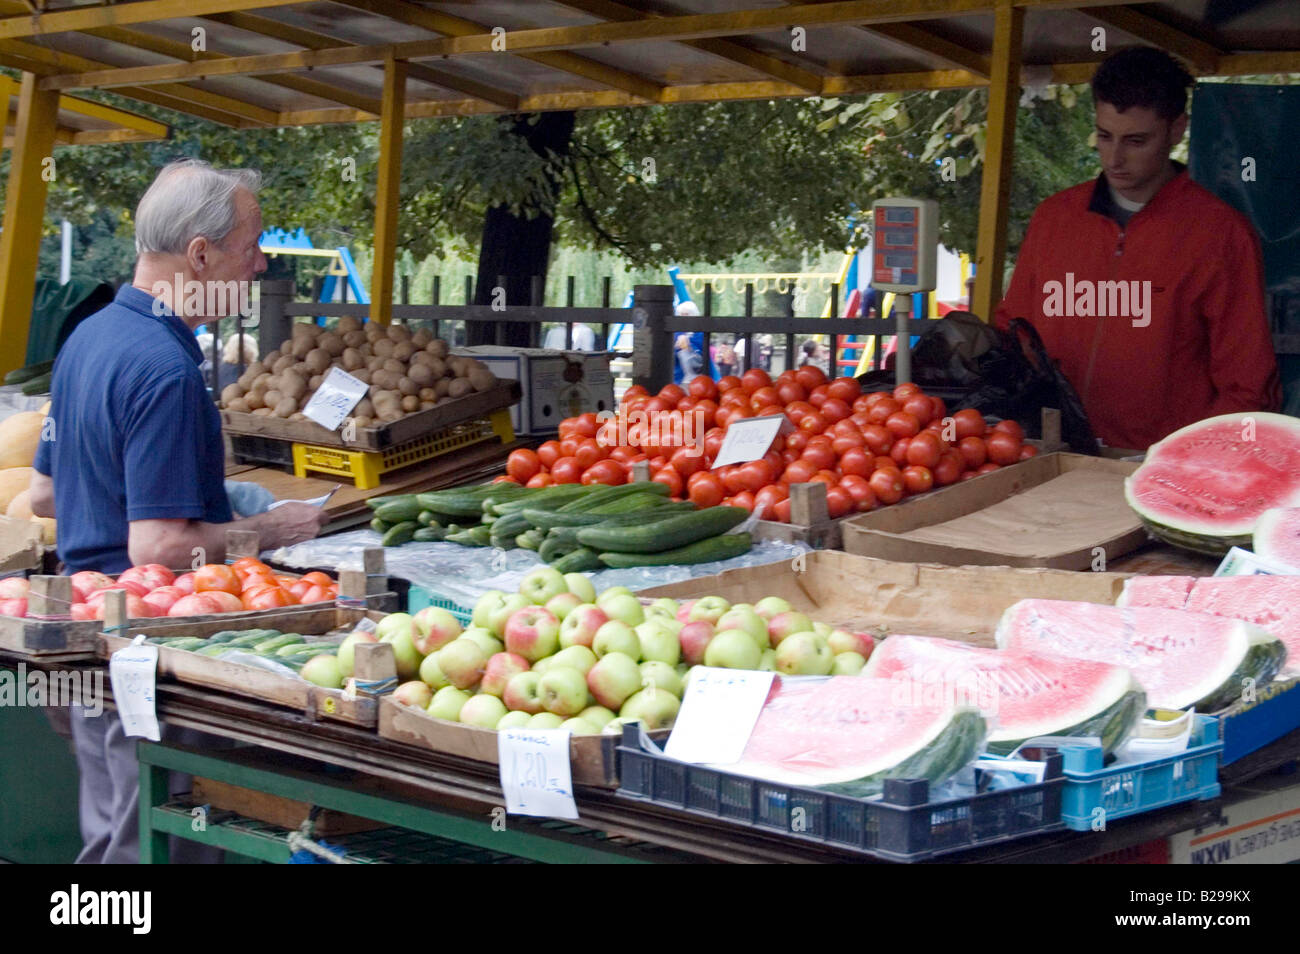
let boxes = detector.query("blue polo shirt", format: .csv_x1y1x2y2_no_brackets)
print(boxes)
33,285,232,573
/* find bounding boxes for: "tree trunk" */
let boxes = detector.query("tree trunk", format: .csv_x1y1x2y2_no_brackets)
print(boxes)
471,111,576,347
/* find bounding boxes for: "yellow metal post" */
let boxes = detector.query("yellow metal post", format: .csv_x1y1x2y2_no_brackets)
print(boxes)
971,1,1022,323
370,56,407,325
0,72,59,375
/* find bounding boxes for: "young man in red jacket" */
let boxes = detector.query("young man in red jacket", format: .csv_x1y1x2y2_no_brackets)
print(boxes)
994,47,1280,451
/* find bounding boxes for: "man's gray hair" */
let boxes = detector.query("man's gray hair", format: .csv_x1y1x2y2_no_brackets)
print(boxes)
134,159,261,255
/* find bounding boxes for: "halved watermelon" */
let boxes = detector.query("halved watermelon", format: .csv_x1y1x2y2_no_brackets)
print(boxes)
863,635,1145,755
719,676,985,797
996,599,1286,711
1124,413,1300,555
1254,507,1300,571
1119,575,1300,677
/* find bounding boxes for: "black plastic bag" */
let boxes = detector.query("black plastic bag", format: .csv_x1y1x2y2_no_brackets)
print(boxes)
855,312,1099,455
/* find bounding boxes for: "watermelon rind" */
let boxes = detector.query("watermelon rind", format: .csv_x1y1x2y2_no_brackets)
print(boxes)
985,686,1146,757
814,709,987,798
1124,412,1300,554
1199,635,1287,712
1253,507,1300,571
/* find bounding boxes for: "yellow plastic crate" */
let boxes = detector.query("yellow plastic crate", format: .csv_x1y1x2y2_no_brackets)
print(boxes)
291,408,514,489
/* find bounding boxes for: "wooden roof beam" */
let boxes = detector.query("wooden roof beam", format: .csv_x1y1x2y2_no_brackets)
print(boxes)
862,23,990,77
0,0,308,41
1084,5,1220,74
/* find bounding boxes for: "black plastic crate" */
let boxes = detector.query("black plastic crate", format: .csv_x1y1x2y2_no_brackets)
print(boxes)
616,725,1064,863
229,433,296,469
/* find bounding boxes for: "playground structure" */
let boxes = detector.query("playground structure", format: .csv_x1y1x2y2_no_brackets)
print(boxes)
260,227,369,306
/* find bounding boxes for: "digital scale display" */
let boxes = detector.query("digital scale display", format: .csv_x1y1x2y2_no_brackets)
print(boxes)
881,230,916,248
879,207,916,224
882,253,915,268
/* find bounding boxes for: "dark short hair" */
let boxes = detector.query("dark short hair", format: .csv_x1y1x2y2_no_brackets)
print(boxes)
802,339,817,355
1091,47,1193,120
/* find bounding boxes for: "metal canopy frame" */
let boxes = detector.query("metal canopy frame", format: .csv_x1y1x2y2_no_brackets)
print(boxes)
0,0,1296,358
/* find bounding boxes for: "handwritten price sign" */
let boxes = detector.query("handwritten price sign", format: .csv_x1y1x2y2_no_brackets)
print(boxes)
497,729,579,818
664,667,774,764
711,414,792,469
302,367,368,431
108,635,161,741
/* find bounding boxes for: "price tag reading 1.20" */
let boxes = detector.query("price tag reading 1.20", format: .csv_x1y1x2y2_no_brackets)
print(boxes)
497,729,579,819
710,414,791,469
302,367,369,431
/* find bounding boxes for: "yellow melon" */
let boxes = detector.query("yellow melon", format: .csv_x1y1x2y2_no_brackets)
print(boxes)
38,401,50,415
0,412,44,469
6,488,32,520
34,516,55,545
0,467,32,512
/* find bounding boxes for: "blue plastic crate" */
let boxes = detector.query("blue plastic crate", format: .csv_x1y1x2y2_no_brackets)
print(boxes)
1056,715,1222,832
406,584,474,626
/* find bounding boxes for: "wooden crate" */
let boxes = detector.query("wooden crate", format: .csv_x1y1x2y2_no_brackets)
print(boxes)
191,777,384,836
840,453,1145,570
221,380,520,451
378,695,669,789
98,599,394,728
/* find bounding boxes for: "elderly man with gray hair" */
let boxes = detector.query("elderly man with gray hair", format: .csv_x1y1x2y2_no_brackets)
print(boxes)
30,159,328,863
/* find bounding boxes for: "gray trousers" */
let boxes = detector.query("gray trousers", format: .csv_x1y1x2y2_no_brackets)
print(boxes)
70,707,228,864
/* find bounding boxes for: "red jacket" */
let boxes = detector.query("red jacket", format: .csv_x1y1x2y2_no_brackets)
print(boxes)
995,168,1280,450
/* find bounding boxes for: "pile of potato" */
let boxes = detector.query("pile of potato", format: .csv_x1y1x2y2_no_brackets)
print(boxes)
219,317,497,427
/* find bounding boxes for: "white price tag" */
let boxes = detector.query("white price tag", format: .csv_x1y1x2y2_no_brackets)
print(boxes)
497,729,579,819
710,414,792,469
268,485,339,510
302,367,369,431
108,634,161,741
1214,546,1296,577
664,667,774,764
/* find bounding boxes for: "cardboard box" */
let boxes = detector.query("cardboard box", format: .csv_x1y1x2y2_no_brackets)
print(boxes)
636,549,1129,645
1169,777,1300,864
454,346,614,435
841,453,1145,570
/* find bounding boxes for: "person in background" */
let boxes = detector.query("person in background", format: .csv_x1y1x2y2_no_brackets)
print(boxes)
714,338,737,378
219,332,258,391
194,331,219,389
542,322,596,350
671,301,709,384
799,338,828,373
29,159,329,864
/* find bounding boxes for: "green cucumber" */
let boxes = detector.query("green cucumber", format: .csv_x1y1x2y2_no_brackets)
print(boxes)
490,485,587,516
577,506,748,554
3,359,53,385
447,526,492,547
381,521,418,547
416,510,440,527
274,642,310,657
371,517,392,534
544,506,695,547
196,644,238,657
489,511,534,540
416,492,490,519
159,637,207,652
556,482,669,513
516,530,543,551
412,526,447,543
373,497,423,523
597,532,752,568
283,644,337,658
255,633,304,653
551,547,603,573
587,491,679,515
538,534,577,563
204,631,242,644
227,629,278,648
20,372,51,395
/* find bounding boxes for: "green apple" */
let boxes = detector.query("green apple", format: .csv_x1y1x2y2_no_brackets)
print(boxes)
459,625,504,656
559,603,609,649
563,573,597,604
812,621,833,638
704,629,762,670
639,660,684,698
532,655,554,675
539,666,588,716
602,716,636,735
775,631,834,675
502,670,545,714
758,648,777,671
459,693,508,728
503,606,561,662
301,654,343,689
646,597,680,620
635,618,682,665
434,638,488,690
619,687,681,730
831,651,867,675
375,612,415,643
545,591,583,621
585,651,642,710
828,629,876,658
596,585,634,606
337,631,378,678
519,566,568,606
767,611,814,649
549,644,598,676
578,704,617,729
559,717,600,736
379,627,423,682
527,712,565,729
688,596,731,627
496,710,532,730
592,620,641,660
716,606,770,650
392,680,433,708
486,593,532,637
418,652,450,690
598,593,645,628
427,685,471,721
472,590,508,630
753,596,793,620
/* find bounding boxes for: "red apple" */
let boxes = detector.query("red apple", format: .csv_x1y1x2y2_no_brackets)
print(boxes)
674,599,698,624
141,585,185,617
678,620,716,666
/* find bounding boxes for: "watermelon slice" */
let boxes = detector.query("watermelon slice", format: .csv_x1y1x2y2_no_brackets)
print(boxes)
1124,412,1300,555
863,635,1145,755
719,676,986,797
1119,575,1300,677
996,599,1286,712
1254,507,1300,571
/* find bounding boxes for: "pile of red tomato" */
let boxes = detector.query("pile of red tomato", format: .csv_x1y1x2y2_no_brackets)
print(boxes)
498,365,1035,523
